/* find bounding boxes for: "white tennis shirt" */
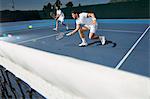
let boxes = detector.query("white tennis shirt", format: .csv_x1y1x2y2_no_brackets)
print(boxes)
56,10,64,18
76,12,96,26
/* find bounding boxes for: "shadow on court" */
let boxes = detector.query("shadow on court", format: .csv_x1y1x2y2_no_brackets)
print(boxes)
88,40,117,48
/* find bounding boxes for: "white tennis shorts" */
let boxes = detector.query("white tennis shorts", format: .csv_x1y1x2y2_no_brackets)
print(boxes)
58,16,64,23
84,24,98,33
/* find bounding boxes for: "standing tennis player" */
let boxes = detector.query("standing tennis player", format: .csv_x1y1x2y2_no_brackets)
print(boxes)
53,6,68,31
66,11,106,47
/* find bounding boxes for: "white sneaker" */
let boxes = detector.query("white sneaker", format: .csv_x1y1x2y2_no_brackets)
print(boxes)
53,28,58,31
78,42,88,47
66,26,69,30
99,36,106,45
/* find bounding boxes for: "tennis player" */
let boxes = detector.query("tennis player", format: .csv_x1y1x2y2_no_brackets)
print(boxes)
53,6,68,31
66,11,106,47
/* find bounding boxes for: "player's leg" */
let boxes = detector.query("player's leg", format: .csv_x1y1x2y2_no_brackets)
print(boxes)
60,18,68,30
62,22,69,30
53,20,58,31
89,25,106,45
88,24,98,39
89,33,99,39
78,26,89,47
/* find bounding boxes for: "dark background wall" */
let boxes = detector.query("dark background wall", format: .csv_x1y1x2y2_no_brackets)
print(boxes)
0,0,149,22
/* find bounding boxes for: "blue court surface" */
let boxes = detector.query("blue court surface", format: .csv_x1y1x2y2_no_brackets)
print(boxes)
0,19,149,77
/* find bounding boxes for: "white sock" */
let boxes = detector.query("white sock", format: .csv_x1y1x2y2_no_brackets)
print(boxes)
81,38,86,43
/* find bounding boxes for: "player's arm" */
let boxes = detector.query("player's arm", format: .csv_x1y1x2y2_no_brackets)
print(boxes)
55,10,62,20
66,24,80,36
87,13,97,24
55,14,60,20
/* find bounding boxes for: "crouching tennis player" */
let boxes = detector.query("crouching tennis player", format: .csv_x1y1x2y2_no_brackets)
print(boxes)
66,11,106,47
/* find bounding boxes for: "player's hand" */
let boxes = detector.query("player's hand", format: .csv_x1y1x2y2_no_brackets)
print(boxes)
92,20,97,25
66,32,73,36
55,17,58,20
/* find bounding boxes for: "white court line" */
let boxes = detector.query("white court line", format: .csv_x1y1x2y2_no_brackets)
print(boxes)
0,25,50,34
115,26,150,70
1,27,142,35
16,28,143,44
17,31,71,44
17,34,57,44
99,29,143,33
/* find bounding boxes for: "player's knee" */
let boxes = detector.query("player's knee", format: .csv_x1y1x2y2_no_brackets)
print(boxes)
89,33,95,39
78,28,83,32
89,35,92,39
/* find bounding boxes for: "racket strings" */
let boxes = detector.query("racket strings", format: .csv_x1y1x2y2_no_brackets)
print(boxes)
56,32,64,40
50,12,55,19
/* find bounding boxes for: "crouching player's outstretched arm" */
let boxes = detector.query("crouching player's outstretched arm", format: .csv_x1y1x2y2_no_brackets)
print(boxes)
66,24,80,36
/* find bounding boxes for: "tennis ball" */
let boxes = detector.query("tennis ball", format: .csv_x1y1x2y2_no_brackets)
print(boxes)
28,25,32,29
8,34,13,37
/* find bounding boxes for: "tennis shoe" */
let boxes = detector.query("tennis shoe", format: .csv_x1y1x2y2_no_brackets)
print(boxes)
79,42,88,47
53,28,58,31
66,26,69,30
99,36,106,45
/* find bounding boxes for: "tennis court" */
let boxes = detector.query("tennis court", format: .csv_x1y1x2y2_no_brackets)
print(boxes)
0,19,149,77
0,19,149,99
0,0,149,98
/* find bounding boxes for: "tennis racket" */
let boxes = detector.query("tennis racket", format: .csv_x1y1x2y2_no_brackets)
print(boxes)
56,32,67,40
50,12,56,19
56,32,64,40
56,31,72,40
